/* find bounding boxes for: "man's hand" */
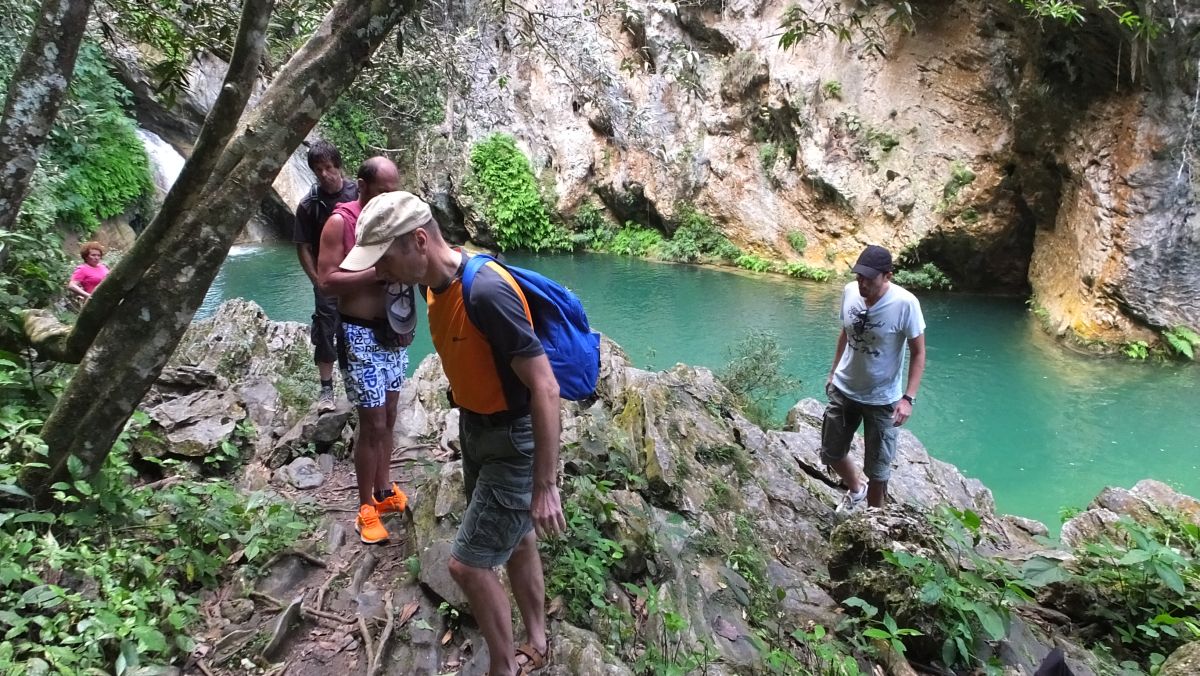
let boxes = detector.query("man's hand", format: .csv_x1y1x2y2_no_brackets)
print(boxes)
893,398,913,427
531,483,566,539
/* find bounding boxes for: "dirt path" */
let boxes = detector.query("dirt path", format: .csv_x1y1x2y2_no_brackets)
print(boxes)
187,443,490,676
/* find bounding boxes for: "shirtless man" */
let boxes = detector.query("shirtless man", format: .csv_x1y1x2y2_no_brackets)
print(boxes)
317,156,411,543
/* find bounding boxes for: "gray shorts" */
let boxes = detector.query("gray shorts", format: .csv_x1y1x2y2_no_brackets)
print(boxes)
820,384,898,481
451,412,535,569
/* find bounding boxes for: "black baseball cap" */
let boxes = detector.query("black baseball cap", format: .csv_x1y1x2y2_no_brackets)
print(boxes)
851,245,893,278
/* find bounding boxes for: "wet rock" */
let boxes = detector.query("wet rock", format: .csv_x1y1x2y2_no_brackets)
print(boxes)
141,390,246,457
1163,641,1200,675
418,540,468,610
277,457,325,490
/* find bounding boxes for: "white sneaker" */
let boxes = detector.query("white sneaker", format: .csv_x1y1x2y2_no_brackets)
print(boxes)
836,486,868,514
317,386,336,413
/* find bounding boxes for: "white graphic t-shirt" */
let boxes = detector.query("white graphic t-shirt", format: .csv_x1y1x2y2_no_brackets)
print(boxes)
831,282,925,406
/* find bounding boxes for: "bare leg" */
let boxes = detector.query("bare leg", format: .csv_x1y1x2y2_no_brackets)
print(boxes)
828,456,865,494
373,390,400,493
506,531,547,655
449,557,517,676
867,479,888,508
355,407,387,506
318,361,334,382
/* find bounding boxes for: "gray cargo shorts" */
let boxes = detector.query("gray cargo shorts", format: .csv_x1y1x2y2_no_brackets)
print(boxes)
820,383,898,481
451,412,535,569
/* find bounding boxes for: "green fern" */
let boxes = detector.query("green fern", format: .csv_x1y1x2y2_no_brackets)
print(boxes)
1163,326,1200,361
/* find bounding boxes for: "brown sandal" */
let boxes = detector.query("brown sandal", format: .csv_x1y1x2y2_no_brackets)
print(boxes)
515,642,550,675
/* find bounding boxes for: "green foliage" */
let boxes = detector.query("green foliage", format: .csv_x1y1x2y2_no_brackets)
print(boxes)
781,261,834,282
658,206,740,263
822,80,843,99
31,42,152,232
778,2,916,56
606,223,664,257
0,359,314,674
1162,326,1200,361
841,597,923,658
622,580,714,676
317,96,390,176
866,128,899,152
790,624,864,675
959,206,980,224
1022,515,1200,669
786,231,807,254
759,143,780,173
1121,340,1150,360
541,475,625,626
893,263,953,290
735,254,774,273
872,507,1033,668
940,161,976,207
718,330,800,428
467,134,570,252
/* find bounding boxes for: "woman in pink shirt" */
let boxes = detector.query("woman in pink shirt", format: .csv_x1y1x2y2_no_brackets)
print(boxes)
68,241,109,301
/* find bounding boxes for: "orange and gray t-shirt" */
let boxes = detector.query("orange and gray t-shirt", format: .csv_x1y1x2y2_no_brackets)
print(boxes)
426,255,544,415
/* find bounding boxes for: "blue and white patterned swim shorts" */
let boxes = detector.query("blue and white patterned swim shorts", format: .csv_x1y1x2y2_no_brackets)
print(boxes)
340,323,408,409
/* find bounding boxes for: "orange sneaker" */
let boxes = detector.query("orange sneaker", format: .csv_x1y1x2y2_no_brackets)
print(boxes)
374,483,409,515
355,504,389,544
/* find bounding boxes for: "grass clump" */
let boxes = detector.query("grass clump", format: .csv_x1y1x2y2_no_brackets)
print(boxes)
893,263,953,290
658,206,740,263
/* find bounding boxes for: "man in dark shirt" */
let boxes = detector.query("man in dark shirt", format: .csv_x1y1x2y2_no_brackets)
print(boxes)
340,192,564,676
293,140,358,412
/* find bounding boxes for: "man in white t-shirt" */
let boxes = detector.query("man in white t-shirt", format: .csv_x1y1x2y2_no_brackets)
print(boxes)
822,245,927,511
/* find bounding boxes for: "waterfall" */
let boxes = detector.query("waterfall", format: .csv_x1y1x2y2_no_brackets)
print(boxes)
135,128,186,199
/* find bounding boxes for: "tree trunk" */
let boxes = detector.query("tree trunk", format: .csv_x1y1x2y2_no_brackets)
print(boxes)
0,0,93,267
23,0,418,503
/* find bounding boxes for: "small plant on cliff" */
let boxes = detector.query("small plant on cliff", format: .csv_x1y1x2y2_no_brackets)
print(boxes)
781,261,833,283
939,161,976,209
467,134,570,252
822,80,843,100
1163,326,1200,361
1121,340,1151,360
786,231,807,254
841,597,924,659
540,474,625,626
718,330,800,428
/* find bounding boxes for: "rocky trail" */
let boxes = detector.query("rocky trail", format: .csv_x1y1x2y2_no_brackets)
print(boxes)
187,440,492,676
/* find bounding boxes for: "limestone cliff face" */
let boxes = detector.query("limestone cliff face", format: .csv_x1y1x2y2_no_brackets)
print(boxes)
413,0,1200,343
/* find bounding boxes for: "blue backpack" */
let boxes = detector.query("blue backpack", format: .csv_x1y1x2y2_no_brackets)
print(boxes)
461,254,601,400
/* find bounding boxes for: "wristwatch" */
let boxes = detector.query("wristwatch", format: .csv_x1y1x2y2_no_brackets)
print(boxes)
901,394,915,405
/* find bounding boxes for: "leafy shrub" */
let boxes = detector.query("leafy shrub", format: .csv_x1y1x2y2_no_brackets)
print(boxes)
37,43,153,231
607,223,663,257
717,330,800,428
735,254,775,273
781,261,833,282
658,206,740,263
941,161,976,205
786,231,807,254
759,143,779,173
1163,326,1200,361
317,96,390,175
1022,515,1200,670
467,134,570,252
1121,341,1150,360
823,80,843,99
893,263,953,290
541,475,625,626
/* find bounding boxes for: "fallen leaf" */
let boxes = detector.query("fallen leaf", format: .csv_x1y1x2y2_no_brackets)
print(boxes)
396,600,419,627
547,596,564,618
441,629,454,646
226,549,245,565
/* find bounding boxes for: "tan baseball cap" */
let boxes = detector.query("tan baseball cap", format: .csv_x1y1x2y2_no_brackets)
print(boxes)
340,191,432,271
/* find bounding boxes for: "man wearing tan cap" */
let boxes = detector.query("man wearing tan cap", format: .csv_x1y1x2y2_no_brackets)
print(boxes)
342,191,562,676
317,158,413,545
